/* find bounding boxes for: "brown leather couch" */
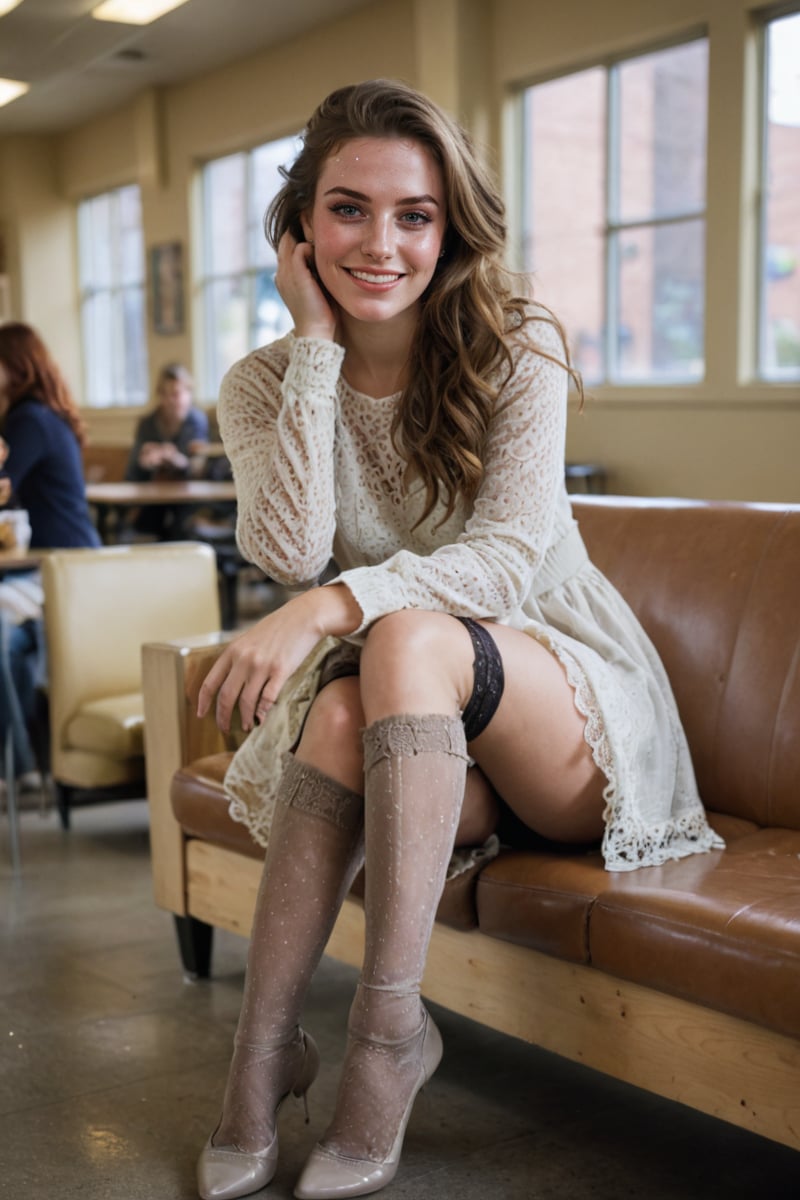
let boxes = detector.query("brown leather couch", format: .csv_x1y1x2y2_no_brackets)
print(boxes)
142,497,800,1155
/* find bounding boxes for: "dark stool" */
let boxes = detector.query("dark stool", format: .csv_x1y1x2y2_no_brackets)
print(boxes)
565,463,607,494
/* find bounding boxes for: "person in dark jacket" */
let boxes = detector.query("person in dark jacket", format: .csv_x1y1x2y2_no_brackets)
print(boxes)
0,322,99,787
0,323,99,550
124,362,209,539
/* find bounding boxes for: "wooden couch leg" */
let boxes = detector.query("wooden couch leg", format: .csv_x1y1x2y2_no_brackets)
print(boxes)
174,913,214,979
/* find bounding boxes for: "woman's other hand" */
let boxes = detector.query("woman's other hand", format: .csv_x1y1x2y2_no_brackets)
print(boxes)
0,477,11,505
138,441,166,470
275,231,339,342
197,583,361,733
139,441,188,473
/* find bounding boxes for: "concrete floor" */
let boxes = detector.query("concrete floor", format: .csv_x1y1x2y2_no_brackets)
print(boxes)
1,799,798,1200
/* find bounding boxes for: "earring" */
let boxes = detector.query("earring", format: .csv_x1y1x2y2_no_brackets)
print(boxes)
438,249,445,259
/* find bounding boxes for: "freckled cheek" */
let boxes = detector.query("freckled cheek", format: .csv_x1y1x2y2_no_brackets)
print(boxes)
312,225,358,272
411,230,445,271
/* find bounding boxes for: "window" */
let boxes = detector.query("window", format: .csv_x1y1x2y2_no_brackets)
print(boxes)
199,134,300,399
520,37,709,386
758,9,800,381
78,184,148,406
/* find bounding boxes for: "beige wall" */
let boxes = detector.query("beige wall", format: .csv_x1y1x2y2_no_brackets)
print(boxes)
0,0,797,499
0,135,79,393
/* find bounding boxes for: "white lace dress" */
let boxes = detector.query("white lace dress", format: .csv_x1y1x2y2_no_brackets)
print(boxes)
218,325,723,872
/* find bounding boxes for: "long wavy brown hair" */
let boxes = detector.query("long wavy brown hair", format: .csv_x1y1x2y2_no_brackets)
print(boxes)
267,78,581,523
0,322,87,446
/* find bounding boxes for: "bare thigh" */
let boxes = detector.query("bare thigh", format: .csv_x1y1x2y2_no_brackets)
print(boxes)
468,622,607,844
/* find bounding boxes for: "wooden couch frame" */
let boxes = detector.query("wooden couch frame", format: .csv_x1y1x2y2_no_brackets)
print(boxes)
142,635,800,1155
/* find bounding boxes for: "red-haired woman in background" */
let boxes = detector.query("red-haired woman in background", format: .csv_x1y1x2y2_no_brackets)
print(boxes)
0,322,100,550
0,322,99,788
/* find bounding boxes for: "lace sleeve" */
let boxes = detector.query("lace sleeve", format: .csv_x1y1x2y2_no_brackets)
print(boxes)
337,320,568,630
218,336,345,585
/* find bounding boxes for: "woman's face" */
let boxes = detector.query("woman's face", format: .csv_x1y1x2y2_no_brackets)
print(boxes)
301,136,447,329
158,378,192,422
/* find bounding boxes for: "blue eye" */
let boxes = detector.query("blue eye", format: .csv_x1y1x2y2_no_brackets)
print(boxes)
402,212,432,225
331,203,361,218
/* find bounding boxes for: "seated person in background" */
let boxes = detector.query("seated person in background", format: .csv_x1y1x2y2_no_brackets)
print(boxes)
124,363,209,540
0,321,100,790
0,324,100,552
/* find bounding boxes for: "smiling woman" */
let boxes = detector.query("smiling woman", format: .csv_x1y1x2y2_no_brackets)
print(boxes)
193,78,723,1200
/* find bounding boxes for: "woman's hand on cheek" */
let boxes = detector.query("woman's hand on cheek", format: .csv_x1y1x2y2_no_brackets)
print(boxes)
275,231,339,342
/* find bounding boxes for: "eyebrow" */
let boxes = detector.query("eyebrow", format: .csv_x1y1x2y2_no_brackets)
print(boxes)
323,186,440,207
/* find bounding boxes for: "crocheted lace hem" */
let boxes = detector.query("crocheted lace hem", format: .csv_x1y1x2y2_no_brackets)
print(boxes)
552,640,724,873
602,810,725,872
552,639,618,808
228,790,274,850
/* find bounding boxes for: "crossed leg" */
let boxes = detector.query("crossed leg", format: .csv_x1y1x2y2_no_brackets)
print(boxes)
200,607,607,1200
294,609,607,1198
295,672,499,847
358,608,606,841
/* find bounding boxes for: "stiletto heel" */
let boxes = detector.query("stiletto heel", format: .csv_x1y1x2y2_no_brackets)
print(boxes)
293,1012,442,1200
198,1030,320,1200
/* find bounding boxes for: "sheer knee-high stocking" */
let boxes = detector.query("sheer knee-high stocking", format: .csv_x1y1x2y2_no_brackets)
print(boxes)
198,752,364,1200
295,713,468,1199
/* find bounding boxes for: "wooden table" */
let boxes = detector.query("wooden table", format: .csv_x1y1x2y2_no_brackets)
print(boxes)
86,480,237,543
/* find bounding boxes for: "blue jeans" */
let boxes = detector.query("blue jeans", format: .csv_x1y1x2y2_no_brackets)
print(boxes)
0,619,40,777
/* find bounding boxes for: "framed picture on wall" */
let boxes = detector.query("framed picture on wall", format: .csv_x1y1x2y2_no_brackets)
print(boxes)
151,241,184,335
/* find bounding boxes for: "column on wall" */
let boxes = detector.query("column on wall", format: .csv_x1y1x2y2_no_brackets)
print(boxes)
412,0,493,154
0,134,79,396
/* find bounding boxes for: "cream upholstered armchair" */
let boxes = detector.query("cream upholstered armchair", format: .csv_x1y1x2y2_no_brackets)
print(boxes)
42,541,221,828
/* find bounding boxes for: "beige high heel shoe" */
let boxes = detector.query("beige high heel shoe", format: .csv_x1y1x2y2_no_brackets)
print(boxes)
198,1030,320,1200
293,1012,442,1200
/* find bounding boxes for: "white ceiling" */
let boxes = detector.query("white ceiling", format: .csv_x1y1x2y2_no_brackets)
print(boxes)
0,0,367,136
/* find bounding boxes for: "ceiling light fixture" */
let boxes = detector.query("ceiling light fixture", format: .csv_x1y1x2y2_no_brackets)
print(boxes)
0,2,24,18
0,77,29,108
91,0,191,25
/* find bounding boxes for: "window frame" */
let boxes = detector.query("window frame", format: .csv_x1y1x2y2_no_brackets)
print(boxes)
77,182,148,408
755,4,800,384
514,29,710,392
196,135,299,401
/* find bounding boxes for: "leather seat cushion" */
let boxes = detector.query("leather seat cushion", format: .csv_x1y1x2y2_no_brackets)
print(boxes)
589,826,800,1039
477,847,605,963
475,813,758,965
171,753,263,859
65,691,145,758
